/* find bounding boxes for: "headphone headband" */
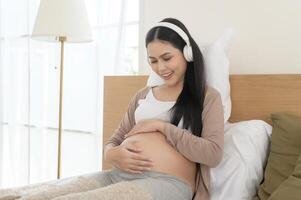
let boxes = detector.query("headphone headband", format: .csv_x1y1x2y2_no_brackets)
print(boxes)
153,22,193,62
154,22,191,47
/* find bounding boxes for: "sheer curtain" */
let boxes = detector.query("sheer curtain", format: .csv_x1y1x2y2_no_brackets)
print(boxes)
0,0,139,188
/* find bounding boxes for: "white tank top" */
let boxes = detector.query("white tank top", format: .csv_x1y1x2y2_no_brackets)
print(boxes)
135,88,184,128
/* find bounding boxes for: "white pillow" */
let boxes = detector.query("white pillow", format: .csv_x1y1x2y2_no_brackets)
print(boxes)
210,120,272,200
146,29,234,123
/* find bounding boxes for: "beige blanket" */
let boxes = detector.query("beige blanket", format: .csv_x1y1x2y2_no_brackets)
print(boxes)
0,177,152,200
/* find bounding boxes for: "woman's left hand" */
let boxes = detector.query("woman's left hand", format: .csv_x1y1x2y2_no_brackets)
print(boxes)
124,119,166,138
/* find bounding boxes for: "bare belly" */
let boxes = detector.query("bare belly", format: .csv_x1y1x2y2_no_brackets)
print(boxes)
121,131,196,192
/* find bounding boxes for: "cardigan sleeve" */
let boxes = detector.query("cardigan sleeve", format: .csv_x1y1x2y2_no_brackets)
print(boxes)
104,87,149,147
163,87,224,167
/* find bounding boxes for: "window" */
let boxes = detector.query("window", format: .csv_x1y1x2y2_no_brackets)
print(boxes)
0,0,139,187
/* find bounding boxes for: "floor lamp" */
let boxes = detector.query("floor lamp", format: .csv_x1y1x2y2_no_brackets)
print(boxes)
31,0,92,179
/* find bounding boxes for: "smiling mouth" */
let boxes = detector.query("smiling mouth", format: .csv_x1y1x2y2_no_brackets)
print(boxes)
161,72,173,80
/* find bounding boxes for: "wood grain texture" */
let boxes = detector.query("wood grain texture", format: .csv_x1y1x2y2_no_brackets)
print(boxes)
229,74,301,123
102,74,301,169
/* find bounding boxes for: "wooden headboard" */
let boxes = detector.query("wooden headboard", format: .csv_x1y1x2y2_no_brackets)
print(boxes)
102,74,301,170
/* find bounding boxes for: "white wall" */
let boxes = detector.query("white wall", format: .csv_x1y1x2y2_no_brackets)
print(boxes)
138,0,301,74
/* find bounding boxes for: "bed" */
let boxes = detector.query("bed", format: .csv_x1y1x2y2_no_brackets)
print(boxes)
102,74,301,170
1,74,300,200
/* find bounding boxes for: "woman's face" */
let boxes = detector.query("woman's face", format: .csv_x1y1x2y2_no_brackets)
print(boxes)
147,40,187,88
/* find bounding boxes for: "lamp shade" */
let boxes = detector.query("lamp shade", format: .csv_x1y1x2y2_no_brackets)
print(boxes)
32,0,92,43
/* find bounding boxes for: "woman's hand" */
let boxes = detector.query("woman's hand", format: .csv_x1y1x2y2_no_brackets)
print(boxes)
105,143,154,174
124,119,166,138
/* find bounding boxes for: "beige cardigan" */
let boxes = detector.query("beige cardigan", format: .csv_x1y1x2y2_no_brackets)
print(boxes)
105,86,224,200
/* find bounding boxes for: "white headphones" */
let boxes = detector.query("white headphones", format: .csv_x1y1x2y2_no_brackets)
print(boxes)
153,22,194,62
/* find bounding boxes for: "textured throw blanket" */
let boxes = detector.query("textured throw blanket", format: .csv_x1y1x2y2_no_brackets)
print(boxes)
0,177,152,200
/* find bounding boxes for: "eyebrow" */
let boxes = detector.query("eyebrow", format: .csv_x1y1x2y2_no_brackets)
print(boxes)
148,52,172,59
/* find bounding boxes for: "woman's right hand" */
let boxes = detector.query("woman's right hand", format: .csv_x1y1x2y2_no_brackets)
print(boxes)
106,143,154,174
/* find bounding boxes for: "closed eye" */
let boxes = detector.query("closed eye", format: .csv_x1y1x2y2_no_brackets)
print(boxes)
163,57,171,61
149,56,172,64
150,60,157,64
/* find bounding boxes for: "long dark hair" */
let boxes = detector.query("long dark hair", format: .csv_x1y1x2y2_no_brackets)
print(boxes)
145,18,206,136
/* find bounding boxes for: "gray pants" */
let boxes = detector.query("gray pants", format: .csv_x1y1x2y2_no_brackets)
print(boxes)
87,167,193,200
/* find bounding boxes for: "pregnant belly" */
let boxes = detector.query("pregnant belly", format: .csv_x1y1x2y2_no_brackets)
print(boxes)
121,131,196,192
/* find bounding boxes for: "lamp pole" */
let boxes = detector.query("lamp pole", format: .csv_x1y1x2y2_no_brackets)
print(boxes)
57,36,66,179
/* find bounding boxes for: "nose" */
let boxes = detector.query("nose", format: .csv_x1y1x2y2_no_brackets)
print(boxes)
158,60,167,72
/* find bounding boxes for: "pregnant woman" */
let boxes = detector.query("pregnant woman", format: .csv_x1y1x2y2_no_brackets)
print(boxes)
101,17,224,200
48,17,224,200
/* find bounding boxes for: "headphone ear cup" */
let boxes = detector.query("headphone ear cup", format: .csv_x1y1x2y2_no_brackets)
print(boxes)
183,45,193,62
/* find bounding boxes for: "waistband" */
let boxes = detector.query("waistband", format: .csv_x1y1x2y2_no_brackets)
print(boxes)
111,167,192,191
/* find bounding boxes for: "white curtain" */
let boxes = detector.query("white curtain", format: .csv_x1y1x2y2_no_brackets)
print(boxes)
0,0,139,188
